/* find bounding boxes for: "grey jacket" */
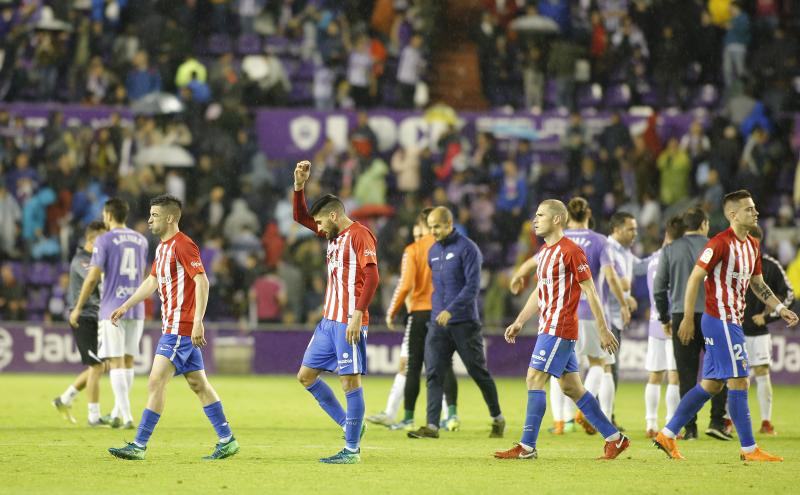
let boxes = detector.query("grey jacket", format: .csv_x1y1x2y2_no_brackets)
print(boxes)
653,234,708,322
69,247,100,318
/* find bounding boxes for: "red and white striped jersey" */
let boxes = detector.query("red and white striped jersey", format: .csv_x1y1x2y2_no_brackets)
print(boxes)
150,232,205,336
322,222,378,325
535,236,592,340
696,228,762,325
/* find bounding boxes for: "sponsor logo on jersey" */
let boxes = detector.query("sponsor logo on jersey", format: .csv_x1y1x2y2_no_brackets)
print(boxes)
363,249,376,257
577,263,589,273
190,261,202,268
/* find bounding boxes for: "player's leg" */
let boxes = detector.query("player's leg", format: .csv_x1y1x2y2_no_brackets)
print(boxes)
108,353,175,460
299,320,346,428
368,318,409,426
119,319,144,427
450,321,504,437
746,334,774,434
442,363,459,431
100,320,128,426
549,375,566,434
664,338,680,425
670,312,701,439
645,336,666,436
408,322,454,438
398,311,427,429
728,372,781,461
86,362,104,424
184,369,239,460
53,368,88,424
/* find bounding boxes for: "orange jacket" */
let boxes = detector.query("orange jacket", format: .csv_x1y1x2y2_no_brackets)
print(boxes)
387,234,435,316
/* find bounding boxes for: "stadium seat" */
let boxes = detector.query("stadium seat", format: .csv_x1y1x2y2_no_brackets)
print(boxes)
237,34,262,55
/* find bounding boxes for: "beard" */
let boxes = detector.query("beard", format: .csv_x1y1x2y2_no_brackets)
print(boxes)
325,226,340,240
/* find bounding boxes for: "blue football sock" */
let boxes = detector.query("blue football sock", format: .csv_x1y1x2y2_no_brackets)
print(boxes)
306,379,346,427
344,387,365,451
665,384,711,436
134,408,161,447
728,389,756,449
576,391,618,439
520,390,546,448
203,401,233,442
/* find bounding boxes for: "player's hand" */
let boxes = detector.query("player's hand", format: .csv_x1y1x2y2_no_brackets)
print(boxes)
504,321,523,344
662,322,672,337
110,304,129,326
435,310,452,327
677,316,695,345
346,312,363,344
191,320,207,347
626,296,638,313
385,314,395,331
68,308,81,329
599,326,619,354
620,304,631,326
779,308,799,327
294,160,311,189
509,274,525,295
751,313,767,327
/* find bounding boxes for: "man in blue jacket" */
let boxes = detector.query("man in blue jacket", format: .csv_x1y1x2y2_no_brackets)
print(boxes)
408,207,505,439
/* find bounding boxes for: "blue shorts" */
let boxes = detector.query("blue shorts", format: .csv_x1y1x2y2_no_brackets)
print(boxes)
302,318,368,375
701,314,748,380
155,334,204,376
529,333,579,378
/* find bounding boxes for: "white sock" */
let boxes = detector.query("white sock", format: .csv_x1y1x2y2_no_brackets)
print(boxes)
441,398,448,418
599,372,615,419
60,385,80,406
645,383,660,430
549,379,565,422
110,369,132,423
665,384,680,424
755,374,772,422
584,365,603,397
88,402,101,422
563,395,577,422
125,368,134,392
384,373,406,419
661,427,677,439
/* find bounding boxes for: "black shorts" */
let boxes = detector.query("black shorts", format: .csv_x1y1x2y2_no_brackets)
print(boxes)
73,316,101,366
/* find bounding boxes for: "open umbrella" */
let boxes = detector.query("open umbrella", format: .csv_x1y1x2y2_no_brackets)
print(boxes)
510,14,560,35
242,55,270,80
134,145,195,167
34,18,74,32
130,92,185,115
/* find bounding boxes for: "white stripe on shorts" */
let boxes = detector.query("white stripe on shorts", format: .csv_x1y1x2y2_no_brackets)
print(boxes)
170,335,181,361
543,337,562,373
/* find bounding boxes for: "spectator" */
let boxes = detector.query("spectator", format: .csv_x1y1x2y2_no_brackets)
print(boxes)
391,146,421,194
680,120,711,163
653,26,684,108
599,112,632,153
656,137,691,206
0,179,21,258
249,265,287,324
0,264,26,320
723,1,750,87
125,50,162,101
6,152,39,203
85,56,117,105
223,198,260,243
493,160,527,258
348,33,373,108
175,55,208,88
396,33,425,108
353,156,389,206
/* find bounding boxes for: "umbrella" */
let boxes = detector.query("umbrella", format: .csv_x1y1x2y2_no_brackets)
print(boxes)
134,145,195,167
510,15,560,34
242,55,270,80
130,92,185,115
34,18,74,32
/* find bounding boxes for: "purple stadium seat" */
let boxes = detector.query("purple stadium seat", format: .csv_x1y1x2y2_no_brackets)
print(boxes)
288,82,312,105
605,84,631,108
264,36,291,55
294,61,316,81
577,84,603,109
208,34,233,55
28,262,57,286
238,34,262,55
692,84,718,108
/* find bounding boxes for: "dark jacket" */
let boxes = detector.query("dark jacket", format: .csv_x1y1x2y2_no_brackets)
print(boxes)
428,230,482,325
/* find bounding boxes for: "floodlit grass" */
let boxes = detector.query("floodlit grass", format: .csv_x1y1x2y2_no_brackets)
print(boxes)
1,374,797,494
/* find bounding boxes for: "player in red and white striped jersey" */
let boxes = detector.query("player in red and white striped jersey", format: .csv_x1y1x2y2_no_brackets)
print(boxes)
107,195,239,461
496,199,629,461
293,160,380,464
654,190,798,462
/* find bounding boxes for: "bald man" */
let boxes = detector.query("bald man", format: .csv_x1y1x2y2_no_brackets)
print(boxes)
407,207,505,439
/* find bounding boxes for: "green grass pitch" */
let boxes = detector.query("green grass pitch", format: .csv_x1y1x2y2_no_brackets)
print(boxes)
1,374,798,494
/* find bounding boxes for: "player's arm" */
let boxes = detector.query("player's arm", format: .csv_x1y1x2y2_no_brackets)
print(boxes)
509,255,538,295
386,248,415,329
579,278,618,354
749,274,799,327
677,265,707,344
504,277,539,344
653,250,671,326
601,265,631,325
69,266,102,327
765,261,794,321
348,263,379,344
110,274,158,325
292,160,323,236
191,272,210,347
438,245,480,326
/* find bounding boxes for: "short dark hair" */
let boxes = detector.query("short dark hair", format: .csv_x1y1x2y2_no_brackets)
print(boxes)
308,194,345,217
681,206,708,231
104,197,129,223
86,220,107,236
723,190,752,211
608,211,635,231
665,215,685,240
567,197,590,223
150,194,183,219
417,207,434,226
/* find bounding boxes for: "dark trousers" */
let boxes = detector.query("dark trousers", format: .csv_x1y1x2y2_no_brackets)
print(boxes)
610,325,622,392
424,320,501,427
404,311,457,412
672,313,728,429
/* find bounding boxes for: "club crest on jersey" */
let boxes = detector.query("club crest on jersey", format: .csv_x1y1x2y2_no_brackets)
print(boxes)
577,263,589,273
700,248,714,264
190,261,202,268
363,248,376,257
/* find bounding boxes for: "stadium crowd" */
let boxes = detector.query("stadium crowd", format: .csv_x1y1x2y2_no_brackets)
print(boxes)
1,0,799,327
